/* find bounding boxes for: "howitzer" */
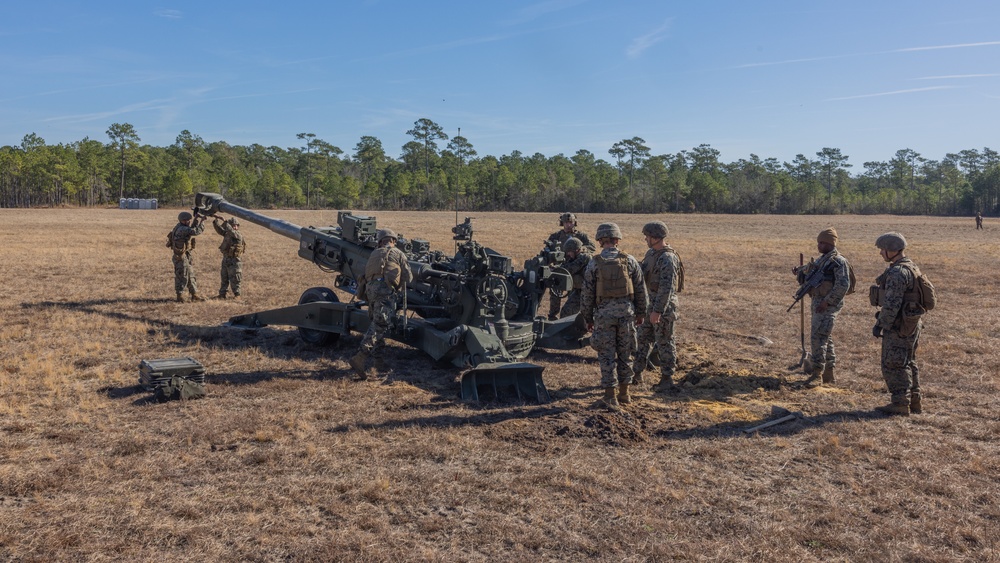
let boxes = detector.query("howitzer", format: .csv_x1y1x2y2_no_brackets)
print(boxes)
193,192,588,402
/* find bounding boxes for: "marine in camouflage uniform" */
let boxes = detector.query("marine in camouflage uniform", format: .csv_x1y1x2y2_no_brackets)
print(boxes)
872,232,924,416
557,237,592,318
580,223,647,410
793,228,851,386
633,221,682,392
167,211,205,302
547,213,595,320
349,228,412,380
213,216,246,299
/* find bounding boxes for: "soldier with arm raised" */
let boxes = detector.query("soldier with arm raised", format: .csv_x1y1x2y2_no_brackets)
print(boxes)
167,211,206,303
213,216,246,299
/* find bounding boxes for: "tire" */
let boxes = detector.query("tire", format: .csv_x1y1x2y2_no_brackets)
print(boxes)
297,287,340,346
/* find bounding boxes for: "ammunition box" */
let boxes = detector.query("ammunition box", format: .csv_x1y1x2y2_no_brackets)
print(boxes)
139,357,206,391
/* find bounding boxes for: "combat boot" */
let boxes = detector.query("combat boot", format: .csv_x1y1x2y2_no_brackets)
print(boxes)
176,292,185,303
348,351,369,380
216,292,227,300
190,293,206,302
803,368,822,387
875,398,910,416
652,374,677,393
601,387,621,412
909,392,922,414
822,364,835,385
618,383,632,405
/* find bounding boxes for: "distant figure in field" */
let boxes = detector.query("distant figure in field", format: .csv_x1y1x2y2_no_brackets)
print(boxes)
546,213,595,320
976,212,983,230
166,211,206,303
212,216,246,299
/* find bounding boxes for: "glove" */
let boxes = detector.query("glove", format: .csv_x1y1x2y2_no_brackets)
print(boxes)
872,323,883,338
875,311,881,320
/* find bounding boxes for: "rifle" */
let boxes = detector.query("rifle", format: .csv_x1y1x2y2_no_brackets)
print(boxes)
797,253,807,367
786,255,829,313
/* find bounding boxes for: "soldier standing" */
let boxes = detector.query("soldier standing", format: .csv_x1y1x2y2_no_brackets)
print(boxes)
580,223,647,411
976,212,983,230
792,228,851,386
213,216,246,299
349,229,412,380
167,211,206,303
557,237,592,318
872,232,925,416
633,221,683,392
547,213,595,320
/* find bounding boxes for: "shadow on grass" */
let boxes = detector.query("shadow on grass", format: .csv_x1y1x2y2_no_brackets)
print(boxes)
656,408,890,440
327,405,566,433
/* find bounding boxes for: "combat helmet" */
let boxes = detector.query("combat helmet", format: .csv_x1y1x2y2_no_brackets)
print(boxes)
227,217,240,227
563,237,583,253
376,228,398,243
642,221,668,239
875,232,906,252
595,222,622,241
559,212,577,226
178,211,193,222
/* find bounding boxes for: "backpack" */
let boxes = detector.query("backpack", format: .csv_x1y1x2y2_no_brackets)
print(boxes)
901,263,936,311
364,246,403,289
594,252,633,300
845,260,857,295
154,376,206,402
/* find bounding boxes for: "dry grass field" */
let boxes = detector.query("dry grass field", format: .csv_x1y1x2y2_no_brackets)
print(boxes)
1,206,998,562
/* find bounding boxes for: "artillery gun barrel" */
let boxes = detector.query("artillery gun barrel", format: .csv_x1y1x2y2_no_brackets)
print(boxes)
194,192,302,241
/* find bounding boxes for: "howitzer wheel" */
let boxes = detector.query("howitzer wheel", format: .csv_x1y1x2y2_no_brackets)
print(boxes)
297,287,341,346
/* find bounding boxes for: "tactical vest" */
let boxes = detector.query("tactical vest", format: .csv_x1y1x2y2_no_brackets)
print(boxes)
223,233,246,258
168,225,194,254
873,262,934,311
365,246,404,290
594,252,633,301
643,246,684,294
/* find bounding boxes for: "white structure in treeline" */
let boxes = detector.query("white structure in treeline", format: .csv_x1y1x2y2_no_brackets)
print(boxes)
119,198,158,210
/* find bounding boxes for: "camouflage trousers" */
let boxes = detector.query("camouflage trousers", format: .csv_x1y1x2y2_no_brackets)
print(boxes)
548,291,563,320
809,298,844,373
219,256,243,297
591,306,637,388
881,324,921,401
172,252,198,295
359,283,398,356
635,310,677,377
559,290,582,318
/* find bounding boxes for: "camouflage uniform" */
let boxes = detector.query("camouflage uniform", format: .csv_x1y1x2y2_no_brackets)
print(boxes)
213,219,245,298
558,247,592,318
876,257,921,406
800,249,851,377
358,246,412,358
168,219,205,297
547,226,595,319
580,247,647,388
635,246,681,381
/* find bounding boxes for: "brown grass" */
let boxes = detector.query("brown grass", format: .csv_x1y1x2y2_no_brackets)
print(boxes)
1,208,998,562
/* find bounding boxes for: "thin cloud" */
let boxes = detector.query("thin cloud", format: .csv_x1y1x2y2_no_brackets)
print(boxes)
154,9,183,20
826,86,956,102
627,19,673,59
915,73,1000,80
43,98,173,124
893,41,1000,52
499,0,586,26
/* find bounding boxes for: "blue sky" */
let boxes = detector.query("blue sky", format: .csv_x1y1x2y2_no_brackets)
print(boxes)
3,1,999,167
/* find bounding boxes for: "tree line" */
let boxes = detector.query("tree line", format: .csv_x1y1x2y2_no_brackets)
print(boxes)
2,118,999,215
